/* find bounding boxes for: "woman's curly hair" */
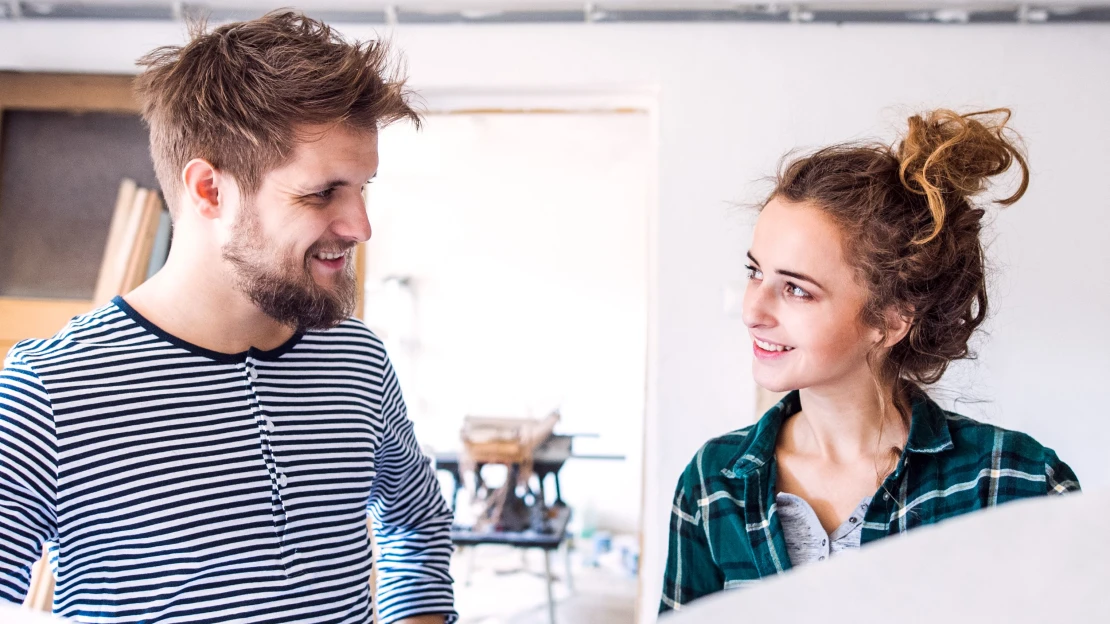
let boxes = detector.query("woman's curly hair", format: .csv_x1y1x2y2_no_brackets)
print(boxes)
768,109,1029,418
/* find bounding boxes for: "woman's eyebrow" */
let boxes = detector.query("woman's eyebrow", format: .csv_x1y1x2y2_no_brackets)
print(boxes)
778,269,825,290
747,251,825,290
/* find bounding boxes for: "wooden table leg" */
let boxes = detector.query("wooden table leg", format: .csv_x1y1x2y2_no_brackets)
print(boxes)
22,546,53,611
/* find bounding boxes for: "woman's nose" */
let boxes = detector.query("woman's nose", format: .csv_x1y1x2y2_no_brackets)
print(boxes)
742,281,776,329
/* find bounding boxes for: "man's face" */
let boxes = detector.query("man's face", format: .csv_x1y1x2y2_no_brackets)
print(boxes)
222,125,379,330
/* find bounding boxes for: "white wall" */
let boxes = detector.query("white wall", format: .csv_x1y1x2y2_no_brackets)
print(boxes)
362,112,650,534
3,20,1109,623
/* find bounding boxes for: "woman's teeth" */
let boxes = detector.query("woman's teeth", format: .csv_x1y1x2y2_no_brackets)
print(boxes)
755,339,793,352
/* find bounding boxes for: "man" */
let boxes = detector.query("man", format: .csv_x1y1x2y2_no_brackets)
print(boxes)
0,12,454,624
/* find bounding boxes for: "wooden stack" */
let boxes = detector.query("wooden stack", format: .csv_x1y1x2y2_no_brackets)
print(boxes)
92,178,165,306
0,179,164,361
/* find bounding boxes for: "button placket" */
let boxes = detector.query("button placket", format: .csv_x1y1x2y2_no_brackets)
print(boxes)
242,357,302,576
244,358,288,517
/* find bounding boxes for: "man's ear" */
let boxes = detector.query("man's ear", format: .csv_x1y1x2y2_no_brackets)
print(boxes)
181,159,222,220
882,305,914,349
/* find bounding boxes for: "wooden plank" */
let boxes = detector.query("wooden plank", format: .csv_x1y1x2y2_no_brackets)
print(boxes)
93,178,139,305
0,298,91,342
0,298,90,362
355,243,366,320
0,71,139,113
93,187,148,304
22,548,53,612
121,191,163,294
368,519,380,624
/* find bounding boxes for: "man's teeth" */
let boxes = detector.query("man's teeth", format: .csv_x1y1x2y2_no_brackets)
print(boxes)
315,251,345,261
755,339,793,352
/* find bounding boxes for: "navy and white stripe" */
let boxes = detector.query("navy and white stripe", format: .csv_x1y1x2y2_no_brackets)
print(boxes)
0,297,455,623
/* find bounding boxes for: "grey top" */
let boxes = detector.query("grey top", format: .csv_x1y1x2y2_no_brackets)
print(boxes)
775,492,872,567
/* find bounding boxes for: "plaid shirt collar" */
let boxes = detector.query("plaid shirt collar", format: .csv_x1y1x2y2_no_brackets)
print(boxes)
726,390,955,479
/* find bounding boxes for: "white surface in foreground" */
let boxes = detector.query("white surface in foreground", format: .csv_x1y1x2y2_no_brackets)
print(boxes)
0,604,67,623
663,490,1110,623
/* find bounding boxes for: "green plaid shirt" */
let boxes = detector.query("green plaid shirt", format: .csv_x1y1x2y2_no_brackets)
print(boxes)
660,390,1080,613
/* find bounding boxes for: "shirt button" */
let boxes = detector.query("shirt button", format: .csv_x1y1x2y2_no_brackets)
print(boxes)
266,418,275,433
849,517,858,524
249,368,258,380
883,493,891,501
821,539,827,546
278,473,288,487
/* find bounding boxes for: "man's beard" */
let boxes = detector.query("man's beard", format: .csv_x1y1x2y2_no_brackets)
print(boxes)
221,204,357,331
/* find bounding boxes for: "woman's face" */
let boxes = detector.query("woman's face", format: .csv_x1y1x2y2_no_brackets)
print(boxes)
742,197,884,393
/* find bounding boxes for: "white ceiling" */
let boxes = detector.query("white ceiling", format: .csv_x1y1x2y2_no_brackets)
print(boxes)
35,1,1110,9
7,0,1109,23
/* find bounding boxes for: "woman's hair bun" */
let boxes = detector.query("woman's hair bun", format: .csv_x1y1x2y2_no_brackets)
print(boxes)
897,108,1029,244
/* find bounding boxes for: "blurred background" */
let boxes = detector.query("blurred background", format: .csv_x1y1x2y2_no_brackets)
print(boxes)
1,2,1108,623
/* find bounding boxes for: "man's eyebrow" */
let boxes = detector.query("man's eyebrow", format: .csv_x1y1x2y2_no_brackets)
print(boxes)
299,177,374,195
746,251,825,290
316,173,377,189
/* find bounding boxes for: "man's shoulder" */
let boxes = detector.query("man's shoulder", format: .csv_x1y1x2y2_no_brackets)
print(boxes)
305,317,383,345
298,317,392,362
5,301,132,369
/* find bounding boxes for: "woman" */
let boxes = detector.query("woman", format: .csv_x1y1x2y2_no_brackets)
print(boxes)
660,109,1080,612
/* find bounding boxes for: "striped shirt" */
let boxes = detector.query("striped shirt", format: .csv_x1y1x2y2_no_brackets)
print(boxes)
0,297,456,623
660,389,1081,613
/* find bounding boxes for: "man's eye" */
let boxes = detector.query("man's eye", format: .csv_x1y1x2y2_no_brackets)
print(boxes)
313,188,335,201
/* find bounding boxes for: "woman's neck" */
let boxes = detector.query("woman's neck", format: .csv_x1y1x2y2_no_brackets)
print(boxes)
787,372,907,463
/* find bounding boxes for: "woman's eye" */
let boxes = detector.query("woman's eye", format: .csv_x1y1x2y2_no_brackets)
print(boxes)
745,265,763,280
786,283,810,299
313,188,335,201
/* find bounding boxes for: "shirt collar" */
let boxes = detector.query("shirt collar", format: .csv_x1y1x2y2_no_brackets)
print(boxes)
727,388,954,478
902,388,955,454
728,391,799,478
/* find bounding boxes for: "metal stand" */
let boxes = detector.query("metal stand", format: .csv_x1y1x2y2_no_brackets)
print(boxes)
563,541,574,593
543,549,556,624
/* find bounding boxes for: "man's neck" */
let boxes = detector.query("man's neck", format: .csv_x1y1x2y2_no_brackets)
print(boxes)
123,250,297,355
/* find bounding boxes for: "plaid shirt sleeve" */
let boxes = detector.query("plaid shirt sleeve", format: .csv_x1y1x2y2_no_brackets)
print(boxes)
660,478,723,613
1044,447,1081,495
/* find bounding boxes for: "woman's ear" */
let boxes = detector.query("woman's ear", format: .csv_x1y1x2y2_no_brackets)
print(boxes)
882,305,914,348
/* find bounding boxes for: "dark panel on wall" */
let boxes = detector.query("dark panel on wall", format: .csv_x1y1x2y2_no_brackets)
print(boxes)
0,110,159,298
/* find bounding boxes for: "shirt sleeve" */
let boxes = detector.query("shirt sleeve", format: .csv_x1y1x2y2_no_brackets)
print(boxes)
0,350,58,605
660,475,723,614
368,356,456,624
1043,447,1080,495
